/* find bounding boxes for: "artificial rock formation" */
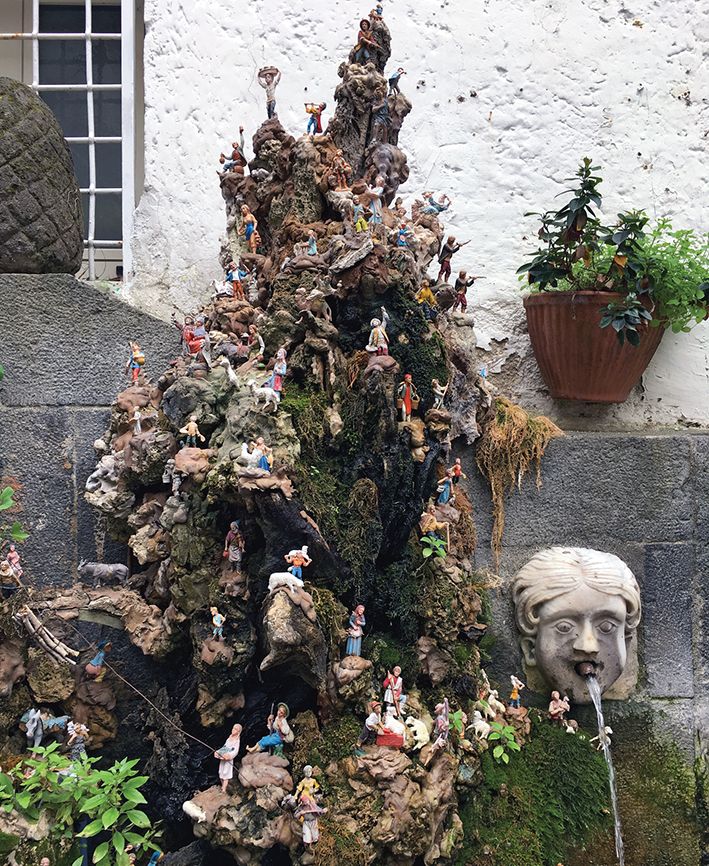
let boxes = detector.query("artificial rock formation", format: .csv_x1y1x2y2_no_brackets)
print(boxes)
0,14,591,866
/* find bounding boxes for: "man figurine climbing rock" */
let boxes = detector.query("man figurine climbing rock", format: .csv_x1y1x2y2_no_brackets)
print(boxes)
179,415,205,448
388,66,406,94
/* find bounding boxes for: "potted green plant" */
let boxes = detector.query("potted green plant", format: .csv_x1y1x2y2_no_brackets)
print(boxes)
519,159,709,402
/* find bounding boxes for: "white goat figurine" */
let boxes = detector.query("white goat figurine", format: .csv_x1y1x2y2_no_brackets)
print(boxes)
466,710,491,741
218,357,239,388
248,380,280,412
487,689,507,717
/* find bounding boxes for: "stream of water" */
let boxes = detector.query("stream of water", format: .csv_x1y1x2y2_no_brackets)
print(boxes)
586,675,624,866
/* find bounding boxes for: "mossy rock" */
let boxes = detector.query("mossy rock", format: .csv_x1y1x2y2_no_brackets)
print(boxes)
0,77,83,273
567,712,701,866
455,719,612,866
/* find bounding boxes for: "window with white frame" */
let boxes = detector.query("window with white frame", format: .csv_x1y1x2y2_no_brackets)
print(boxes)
0,0,138,281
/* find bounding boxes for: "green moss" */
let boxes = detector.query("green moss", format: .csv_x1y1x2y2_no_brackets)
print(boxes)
363,631,421,685
0,831,19,855
309,714,362,767
567,721,700,866
455,719,611,866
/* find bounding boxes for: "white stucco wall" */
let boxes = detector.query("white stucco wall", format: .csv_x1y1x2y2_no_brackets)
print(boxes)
126,0,709,426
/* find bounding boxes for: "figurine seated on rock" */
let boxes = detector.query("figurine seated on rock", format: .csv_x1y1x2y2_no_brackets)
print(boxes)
355,700,384,752
246,702,294,755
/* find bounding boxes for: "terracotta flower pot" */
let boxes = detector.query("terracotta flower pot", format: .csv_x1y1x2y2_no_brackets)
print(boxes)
523,291,664,403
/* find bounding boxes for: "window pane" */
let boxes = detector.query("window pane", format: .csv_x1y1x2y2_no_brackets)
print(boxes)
93,5,121,34
94,92,121,136
41,91,88,137
39,4,85,35
39,40,85,85
68,142,89,188
95,142,122,188
95,193,122,241
93,39,121,85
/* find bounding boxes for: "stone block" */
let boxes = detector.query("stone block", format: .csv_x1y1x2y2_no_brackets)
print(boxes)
468,433,694,555
0,274,177,408
641,543,694,699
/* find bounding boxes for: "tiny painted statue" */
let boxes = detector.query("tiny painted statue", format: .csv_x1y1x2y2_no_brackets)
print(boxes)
366,307,390,355
422,191,451,216
509,675,525,709
416,281,438,321
305,101,326,134
352,196,369,233
353,18,378,64
357,700,383,748
225,261,245,300
295,765,321,802
432,698,450,752
431,378,448,409
436,469,456,506
85,639,111,682
223,521,245,573
437,236,469,283
306,230,318,256
265,347,287,397
548,690,570,723
239,205,259,253
388,66,406,94
0,559,21,594
366,175,386,235
179,415,205,448
450,457,466,484
452,270,482,313
396,373,420,422
6,544,22,578
383,666,406,716
331,149,351,190
246,703,293,753
125,341,145,383
295,794,326,847
257,66,281,118
68,722,89,761
215,723,242,793
396,222,412,248
211,606,226,640
284,545,312,580
419,502,448,544
345,604,366,656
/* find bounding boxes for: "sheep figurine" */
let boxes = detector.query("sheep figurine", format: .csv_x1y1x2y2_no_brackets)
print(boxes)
466,710,491,741
404,716,430,751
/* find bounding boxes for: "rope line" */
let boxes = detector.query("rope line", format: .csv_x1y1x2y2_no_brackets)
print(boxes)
58,617,217,756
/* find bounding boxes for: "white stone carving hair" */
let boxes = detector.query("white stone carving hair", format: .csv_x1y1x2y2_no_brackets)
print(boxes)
511,547,641,638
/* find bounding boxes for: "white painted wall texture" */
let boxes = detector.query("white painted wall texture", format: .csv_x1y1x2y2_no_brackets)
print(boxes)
126,0,709,426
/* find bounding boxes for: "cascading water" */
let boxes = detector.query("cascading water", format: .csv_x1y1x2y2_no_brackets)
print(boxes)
586,675,624,866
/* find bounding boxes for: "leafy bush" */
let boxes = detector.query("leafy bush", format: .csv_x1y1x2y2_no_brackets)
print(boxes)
0,745,157,866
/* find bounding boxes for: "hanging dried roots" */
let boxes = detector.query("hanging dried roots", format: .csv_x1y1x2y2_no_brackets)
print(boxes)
476,397,562,563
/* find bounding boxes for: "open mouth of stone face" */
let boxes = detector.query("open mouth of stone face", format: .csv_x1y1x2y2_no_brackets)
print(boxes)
575,660,599,677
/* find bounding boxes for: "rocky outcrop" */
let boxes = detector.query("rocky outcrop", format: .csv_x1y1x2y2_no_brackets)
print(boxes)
0,77,83,274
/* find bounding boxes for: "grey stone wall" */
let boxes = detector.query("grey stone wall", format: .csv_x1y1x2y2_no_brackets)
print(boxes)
0,274,176,586
463,430,709,757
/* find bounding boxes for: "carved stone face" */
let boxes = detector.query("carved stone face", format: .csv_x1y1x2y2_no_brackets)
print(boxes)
528,586,629,701
512,547,641,703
